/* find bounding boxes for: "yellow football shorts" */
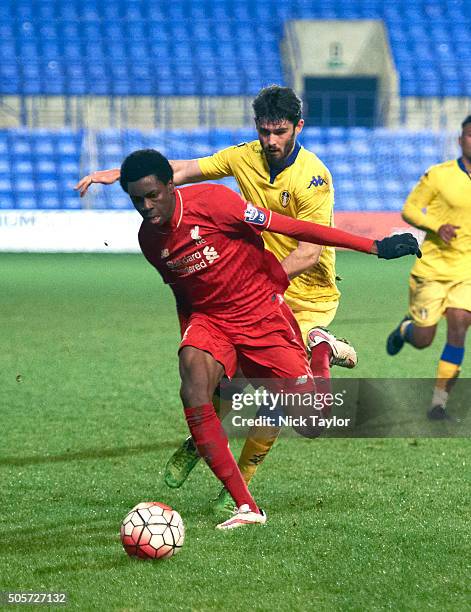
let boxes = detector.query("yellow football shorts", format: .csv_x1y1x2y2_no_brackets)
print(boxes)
284,294,339,347
409,275,471,327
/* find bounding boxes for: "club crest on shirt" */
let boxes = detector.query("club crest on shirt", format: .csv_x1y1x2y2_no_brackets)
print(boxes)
280,190,291,208
160,248,170,259
203,246,219,263
190,225,206,245
244,202,266,226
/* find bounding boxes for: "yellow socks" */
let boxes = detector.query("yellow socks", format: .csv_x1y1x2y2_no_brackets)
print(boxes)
237,427,280,485
431,344,464,408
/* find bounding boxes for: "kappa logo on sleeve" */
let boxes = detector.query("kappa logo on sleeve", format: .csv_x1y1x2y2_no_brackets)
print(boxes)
244,202,267,226
308,175,328,189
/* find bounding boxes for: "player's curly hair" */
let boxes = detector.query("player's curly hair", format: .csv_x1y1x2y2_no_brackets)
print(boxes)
120,149,173,192
252,85,303,126
462,115,471,129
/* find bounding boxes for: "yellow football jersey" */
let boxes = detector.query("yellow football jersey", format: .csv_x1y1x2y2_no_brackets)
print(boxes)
198,140,339,302
402,158,471,281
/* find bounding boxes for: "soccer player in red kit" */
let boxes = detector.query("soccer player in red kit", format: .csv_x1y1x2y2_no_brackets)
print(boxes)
120,149,420,530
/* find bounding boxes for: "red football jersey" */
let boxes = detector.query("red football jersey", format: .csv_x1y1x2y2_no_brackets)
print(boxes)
138,184,290,326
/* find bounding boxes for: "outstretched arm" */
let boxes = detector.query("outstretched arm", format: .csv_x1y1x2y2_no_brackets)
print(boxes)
170,159,205,186
246,204,421,259
75,159,205,197
75,167,121,197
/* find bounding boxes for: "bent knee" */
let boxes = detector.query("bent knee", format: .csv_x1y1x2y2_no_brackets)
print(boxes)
180,381,212,407
414,336,434,349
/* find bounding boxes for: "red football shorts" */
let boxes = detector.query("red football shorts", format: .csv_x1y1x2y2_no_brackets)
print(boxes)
179,300,312,383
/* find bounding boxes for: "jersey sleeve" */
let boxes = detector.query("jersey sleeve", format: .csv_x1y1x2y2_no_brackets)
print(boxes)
264,208,374,253
208,185,374,252
207,184,374,252
197,146,237,180
402,168,441,233
294,165,334,226
206,184,264,237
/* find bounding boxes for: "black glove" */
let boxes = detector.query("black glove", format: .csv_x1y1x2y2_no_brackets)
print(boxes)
375,233,422,260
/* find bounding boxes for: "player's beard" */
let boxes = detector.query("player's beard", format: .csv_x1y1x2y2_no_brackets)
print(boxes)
263,131,296,168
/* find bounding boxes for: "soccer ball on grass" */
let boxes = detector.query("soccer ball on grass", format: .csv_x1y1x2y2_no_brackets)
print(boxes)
120,501,185,560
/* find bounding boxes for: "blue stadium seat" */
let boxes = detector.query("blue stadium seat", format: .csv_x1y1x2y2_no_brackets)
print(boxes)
12,160,34,175
0,126,464,211
41,41,61,59
58,162,78,180
0,0,468,97
106,43,127,62
0,62,19,80
62,195,82,210
0,21,15,40
37,3,56,19
363,197,385,211
33,140,55,157
61,21,80,39
105,190,133,210
0,41,17,60
16,195,37,209
442,80,463,96
102,3,122,20
11,140,32,157
0,177,12,194
39,193,61,209
0,194,15,209
62,42,82,61
0,159,10,176
337,198,360,211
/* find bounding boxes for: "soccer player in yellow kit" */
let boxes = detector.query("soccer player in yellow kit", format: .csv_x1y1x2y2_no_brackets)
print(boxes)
75,86,357,509
387,115,471,420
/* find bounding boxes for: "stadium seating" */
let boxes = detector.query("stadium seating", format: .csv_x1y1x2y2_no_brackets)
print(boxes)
0,0,469,96
0,127,457,211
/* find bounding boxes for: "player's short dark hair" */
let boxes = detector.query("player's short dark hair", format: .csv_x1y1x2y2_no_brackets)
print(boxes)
461,115,471,130
120,149,173,192
252,85,303,126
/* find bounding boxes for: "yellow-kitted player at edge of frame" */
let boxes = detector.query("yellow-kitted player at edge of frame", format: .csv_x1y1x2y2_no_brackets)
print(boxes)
387,115,471,420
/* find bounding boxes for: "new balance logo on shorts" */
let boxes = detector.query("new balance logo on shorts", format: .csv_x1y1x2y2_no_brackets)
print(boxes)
244,202,266,226
203,246,219,263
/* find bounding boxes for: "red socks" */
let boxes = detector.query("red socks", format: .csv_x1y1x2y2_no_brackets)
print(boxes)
310,342,332,416
184,403,258,512
310,342,332,379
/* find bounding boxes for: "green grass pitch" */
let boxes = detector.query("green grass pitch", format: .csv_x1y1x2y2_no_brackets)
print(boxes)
1,252,469,611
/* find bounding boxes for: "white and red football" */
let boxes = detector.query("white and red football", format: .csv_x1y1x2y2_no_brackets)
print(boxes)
120,501,185,560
